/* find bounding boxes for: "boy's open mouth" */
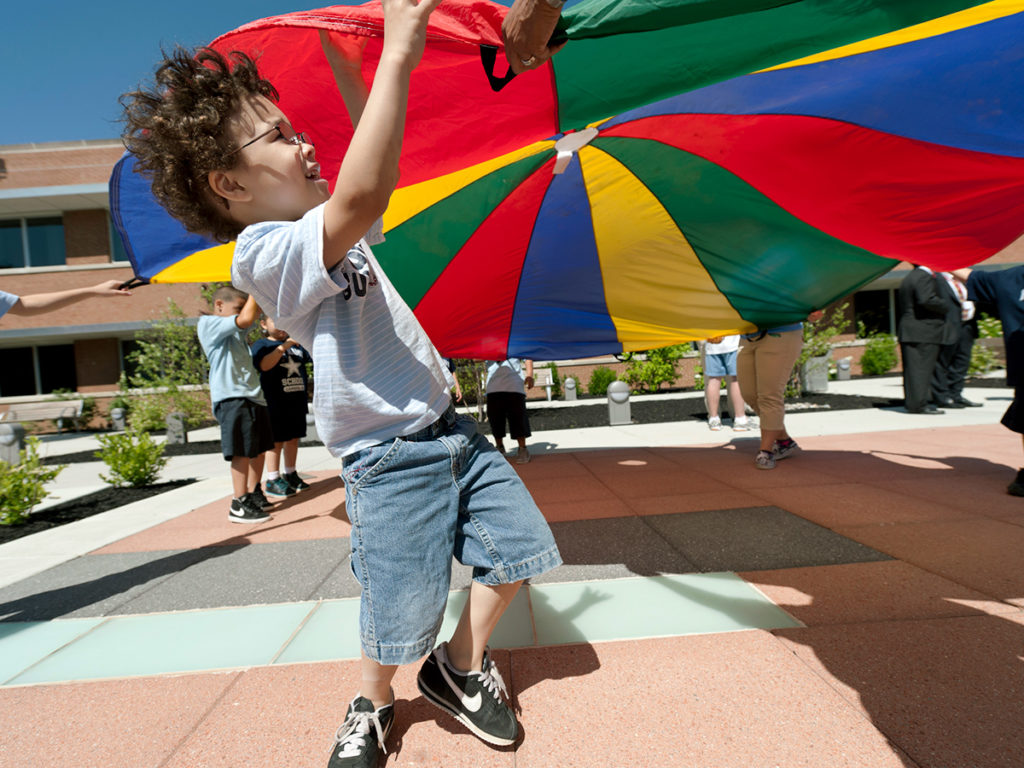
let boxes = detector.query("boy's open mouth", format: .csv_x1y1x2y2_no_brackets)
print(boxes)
306,165,321,180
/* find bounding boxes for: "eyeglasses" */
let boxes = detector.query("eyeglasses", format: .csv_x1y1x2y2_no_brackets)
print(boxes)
227,122,311,155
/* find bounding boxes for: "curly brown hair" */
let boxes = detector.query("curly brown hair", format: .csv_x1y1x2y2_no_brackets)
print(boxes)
120,47,278,243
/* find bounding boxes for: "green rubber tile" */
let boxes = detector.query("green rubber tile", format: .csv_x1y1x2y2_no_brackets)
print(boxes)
530,573,801,646
276,589,535,665
273,599,363,665
437,588,535,649
0,619,104,685
8,603,314,685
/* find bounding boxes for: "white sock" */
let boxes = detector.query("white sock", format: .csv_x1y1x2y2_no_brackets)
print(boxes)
267,471,280,481
284,466,296,475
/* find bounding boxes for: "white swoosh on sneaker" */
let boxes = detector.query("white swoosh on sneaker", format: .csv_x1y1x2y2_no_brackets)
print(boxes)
439,662,483,712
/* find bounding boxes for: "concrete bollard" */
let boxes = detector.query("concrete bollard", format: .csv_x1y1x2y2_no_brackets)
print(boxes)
563,377,577,401
165,412,187,444
110,407,127,431
0,423,26,465
836,356,852,381
607,380,632,426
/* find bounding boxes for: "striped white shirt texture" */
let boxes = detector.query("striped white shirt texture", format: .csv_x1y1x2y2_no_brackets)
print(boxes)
0,289,18,319
232,204,453,458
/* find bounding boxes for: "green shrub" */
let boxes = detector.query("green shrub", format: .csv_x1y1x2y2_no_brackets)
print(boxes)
621,345,687,393
127,390,209,433
0,438,65,525
859,334,898,376
94,429,169,487
587,366,617,396
543,362,562,398
969,342,998,376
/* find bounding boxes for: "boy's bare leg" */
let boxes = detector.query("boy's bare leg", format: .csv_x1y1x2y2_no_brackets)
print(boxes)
447,580,522,671
705,376,722,418
267,443,283,474
726,377,746,419
247,453,266,493
360,653,398,709
283,437,300,470
230,456,249,498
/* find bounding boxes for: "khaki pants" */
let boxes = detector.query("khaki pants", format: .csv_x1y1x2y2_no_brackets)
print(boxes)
737,329,803,432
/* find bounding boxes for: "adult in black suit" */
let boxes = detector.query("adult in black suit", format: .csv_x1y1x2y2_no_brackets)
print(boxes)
898,266,960,413
931,272,982,408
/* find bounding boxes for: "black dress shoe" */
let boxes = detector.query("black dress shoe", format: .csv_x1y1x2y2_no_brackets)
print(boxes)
953,396,983,407
936,398,966,409
907,404,945,414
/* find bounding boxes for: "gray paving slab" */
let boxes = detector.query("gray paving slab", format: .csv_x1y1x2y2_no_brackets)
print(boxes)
112,538,350,615
646,506,891,572
0,548,218,622
531,516,699,585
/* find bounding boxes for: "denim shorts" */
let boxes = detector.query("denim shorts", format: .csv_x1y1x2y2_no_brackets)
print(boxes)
704,350,738,378
340,409,562,665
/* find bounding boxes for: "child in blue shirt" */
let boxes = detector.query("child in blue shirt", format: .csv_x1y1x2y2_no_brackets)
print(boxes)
197,286,274,523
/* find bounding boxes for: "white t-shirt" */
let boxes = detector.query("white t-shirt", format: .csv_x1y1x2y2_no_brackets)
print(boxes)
704,334,740,355
486,359,526,395
231,204,453,458
0,289,19,319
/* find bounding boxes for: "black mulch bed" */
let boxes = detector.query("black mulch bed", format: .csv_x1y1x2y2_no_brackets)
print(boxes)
1,479,196,545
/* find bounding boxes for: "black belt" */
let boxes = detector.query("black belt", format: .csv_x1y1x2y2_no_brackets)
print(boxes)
398,403,458,442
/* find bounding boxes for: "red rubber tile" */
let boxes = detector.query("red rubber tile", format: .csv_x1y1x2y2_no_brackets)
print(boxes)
95,472,349,554
776,613,1024,768
833,518,1024,607
166,658,515,768
741,561,1020,626
623,489,766,517
510,635,917,768
0,671,239,768
748,483,970,527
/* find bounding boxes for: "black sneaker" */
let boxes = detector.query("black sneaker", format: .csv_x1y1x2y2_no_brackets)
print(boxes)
416,642,517,746
229,494,270,524
1008,469,1024,497
327,696,393,768
265,477,296,497
251,484,274,510
285,471,311,492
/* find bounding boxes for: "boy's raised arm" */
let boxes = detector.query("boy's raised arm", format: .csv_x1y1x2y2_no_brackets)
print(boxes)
320,0,442,271
235,295,262,330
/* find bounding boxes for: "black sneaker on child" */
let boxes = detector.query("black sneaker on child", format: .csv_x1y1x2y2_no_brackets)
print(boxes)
285,470,311,492
416,642,517,746
327,696,393,768
1008,468,1024,497
229,494,270,524
251,484,274,510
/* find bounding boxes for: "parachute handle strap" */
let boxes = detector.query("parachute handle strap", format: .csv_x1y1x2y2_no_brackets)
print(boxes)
118,277,150,290
479,46,517,92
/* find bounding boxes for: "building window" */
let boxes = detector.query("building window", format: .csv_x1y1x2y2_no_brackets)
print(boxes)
0,344,77,396
110,216,130,263
0,347,37,396
0,216,66,269
0,220,22,269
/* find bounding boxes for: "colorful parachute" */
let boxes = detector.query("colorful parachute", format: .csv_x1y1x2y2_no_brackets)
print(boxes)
112,0,1024,359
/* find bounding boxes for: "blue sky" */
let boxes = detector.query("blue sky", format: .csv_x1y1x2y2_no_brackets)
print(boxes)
1,1,313,145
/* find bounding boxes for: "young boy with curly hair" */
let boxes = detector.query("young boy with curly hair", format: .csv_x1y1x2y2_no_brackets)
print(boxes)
120,2,560,766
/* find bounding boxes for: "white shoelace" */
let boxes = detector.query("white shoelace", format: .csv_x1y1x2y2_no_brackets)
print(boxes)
475,656,510,701
333,708,387,759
